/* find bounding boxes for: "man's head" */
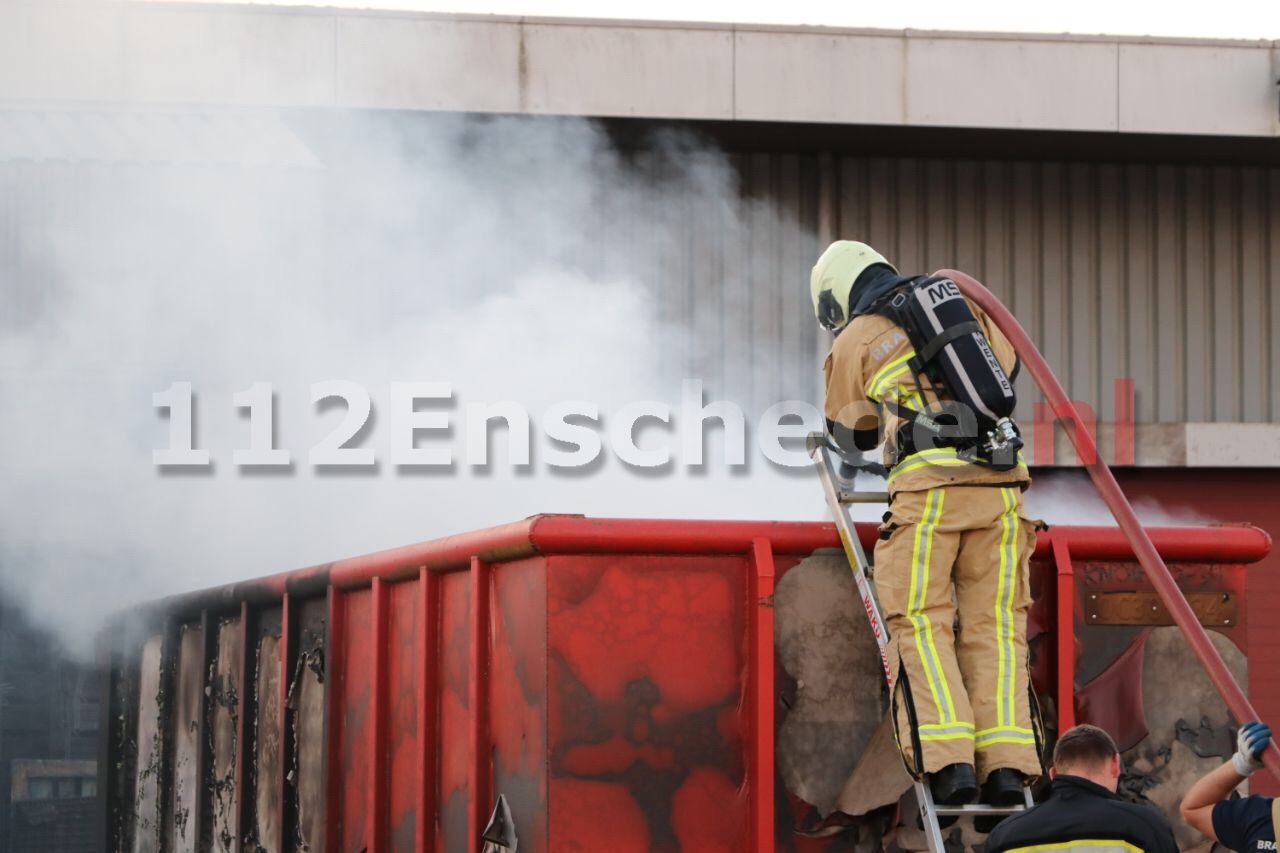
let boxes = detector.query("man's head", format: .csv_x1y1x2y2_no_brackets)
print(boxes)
810,240,896,332
1050,724,1122,791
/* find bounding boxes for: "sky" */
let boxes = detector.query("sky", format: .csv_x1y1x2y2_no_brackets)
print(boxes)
185,0,1280,40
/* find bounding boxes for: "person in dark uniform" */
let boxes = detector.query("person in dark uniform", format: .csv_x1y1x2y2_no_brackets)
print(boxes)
1181,720,1277,852
984,724,1178,853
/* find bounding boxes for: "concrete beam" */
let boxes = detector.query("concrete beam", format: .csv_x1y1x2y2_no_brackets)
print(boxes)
733,30,905,125
0,4,128,102
1118,43,1278,136
1,3,1277,138
125,5,335,106
520,22,734,118
335,16,521,112
904,37,1119,132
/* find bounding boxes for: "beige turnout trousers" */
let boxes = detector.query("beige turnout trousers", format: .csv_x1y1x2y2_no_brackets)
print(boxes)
875,484,1042,782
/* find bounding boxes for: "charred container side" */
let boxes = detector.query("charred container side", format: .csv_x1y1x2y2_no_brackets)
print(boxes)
97,515,1271,853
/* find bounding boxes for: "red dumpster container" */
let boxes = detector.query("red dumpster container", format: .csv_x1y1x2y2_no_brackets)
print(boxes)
99,515,1269,853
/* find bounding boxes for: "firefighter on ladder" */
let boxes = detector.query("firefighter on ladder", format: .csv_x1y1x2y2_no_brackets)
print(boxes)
812,240,1043,808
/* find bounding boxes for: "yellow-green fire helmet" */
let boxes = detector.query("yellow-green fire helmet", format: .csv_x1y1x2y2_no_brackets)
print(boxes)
810,240,896,332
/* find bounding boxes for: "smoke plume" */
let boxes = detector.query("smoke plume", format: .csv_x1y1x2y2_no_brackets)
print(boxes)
0,110,826,655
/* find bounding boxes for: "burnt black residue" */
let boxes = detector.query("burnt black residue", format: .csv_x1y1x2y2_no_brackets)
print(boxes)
1118,744,1171,804
548,657,608,744
242,629,268,853
170,624,206,846
550,660,737,852
289,601,328,853
134,635,174,853
210,680,239,853
109,646,142,853
206,619,241,853
287,647,325,709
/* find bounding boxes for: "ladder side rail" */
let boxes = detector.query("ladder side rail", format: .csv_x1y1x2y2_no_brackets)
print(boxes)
808,441,892,682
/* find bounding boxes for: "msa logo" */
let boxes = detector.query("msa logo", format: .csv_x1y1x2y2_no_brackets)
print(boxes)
924,278,962,305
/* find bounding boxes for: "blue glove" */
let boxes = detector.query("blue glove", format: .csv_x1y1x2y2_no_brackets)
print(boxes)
1231,720,1271,776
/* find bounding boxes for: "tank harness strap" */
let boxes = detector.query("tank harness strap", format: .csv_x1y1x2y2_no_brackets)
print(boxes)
912,320,982,369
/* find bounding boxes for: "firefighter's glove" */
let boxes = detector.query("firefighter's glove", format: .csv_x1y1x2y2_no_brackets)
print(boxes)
824,429,850,459
830,448,889,482
1231,720,1271,776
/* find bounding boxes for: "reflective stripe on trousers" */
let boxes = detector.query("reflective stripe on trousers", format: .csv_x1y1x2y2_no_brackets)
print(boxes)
991,488,1022,742
876,485,1042,778
906,488,960,731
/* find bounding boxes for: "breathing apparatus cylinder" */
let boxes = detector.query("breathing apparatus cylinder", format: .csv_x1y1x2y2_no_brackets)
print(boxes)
879,276,1023,469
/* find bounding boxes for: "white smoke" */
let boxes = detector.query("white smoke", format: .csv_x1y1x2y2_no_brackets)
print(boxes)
0,110,824,656
1024,469,1211,527
1,105,1209,661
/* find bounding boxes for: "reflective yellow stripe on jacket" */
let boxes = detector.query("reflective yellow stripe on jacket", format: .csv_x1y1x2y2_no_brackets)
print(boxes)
1000,842,1142,853
867,351,914,401
866,350,926,412
888,448,1027,484
887,448,970,483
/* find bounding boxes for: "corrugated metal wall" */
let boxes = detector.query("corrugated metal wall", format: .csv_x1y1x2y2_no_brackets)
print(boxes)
4,144,1278,425
711,154,1280,425
657,153,1280,424
833,157,1280,425
588,151,1280,423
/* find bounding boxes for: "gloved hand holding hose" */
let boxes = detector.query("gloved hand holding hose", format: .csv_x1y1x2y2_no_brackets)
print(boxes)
1231,720,1272,777
1180,720,1276,848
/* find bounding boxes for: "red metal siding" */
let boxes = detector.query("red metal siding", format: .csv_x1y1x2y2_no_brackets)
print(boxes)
388,580,423,852
547,553,750,852
438,571,471,853
100,516,1272,852
338,588,374,853
491,559,548,853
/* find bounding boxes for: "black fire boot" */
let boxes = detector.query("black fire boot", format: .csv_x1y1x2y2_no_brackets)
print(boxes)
974,768,1029,834
981,768,1026,807
929,762,979,806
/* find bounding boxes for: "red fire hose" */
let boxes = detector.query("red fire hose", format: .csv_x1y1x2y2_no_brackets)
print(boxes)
940,268,1280,779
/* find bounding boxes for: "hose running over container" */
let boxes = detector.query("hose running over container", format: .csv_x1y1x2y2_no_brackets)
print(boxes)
940,267,1280,778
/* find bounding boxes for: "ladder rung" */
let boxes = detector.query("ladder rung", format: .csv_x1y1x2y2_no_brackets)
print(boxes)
836,490,890,504
931,804,1029,816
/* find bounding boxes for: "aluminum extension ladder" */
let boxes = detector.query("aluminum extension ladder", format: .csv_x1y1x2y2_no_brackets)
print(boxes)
806,433,1034,852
